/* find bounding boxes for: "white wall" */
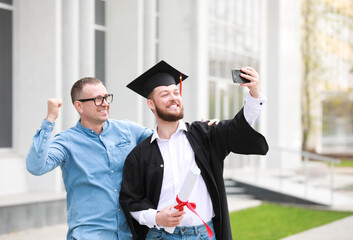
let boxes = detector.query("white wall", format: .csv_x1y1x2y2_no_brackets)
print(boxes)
142,0,158,128
262,0,302,168
106,0,145,125
0,153,27,195
158,0,206,122
1,0,304,197
278,0,302,167
62,0,80,129
12,0,63,193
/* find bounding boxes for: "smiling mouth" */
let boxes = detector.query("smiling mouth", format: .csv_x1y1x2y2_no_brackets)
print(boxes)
98,108,108,113
167,104,179,109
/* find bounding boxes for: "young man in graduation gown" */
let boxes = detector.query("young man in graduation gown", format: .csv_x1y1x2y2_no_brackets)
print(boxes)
119,60,269,240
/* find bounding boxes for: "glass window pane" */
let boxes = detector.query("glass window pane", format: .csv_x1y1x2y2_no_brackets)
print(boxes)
95,0,105,26
209,82,216,119
0,8,12,147
220,89,225,120
156,17,160,39
208,0,261,124
95,30,105,83
0,0,12,5
228,84,235,118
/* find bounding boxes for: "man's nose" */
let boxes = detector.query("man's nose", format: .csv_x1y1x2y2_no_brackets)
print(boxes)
101,98,109,106
171,93,179,100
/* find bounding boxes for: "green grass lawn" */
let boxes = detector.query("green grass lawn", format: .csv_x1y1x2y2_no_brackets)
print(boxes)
230,202,353,240
335,159,353,167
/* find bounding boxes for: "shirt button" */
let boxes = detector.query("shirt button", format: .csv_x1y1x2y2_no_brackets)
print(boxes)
160,164,164,168
114,189,117,192
43,139,46,142
107,151,110,154
111,170,114,174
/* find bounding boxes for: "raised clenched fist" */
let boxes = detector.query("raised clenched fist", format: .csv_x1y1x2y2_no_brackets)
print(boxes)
46,98,63,123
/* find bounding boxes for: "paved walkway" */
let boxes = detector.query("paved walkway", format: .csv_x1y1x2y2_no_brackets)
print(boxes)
0,224,67,240
281,215,353,240
2,195,352,240
0,196,260,240
229,164,353,211
0,197,352,240
2,215,353,240
232,164,353,239
1,165,352,240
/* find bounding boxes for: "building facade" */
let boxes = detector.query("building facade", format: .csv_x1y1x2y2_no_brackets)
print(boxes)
0,0,303,233
316,0,353,154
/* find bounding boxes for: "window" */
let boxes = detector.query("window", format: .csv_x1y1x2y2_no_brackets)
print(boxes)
209,82,216,119
155,0,160,62
0,2,12,148
208,0,261,120
0,0,12,4
95,0,106,83
322,92,353,150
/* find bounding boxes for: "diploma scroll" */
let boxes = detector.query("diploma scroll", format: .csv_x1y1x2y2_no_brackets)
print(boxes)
164,166,201,234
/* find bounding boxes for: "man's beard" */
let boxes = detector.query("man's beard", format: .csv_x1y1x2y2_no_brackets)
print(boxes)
155,103,184,122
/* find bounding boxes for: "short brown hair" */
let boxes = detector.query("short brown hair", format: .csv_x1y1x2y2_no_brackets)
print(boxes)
70,77,103,104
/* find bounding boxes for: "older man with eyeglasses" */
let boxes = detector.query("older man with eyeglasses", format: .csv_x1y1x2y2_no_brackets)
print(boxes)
26,77,152,240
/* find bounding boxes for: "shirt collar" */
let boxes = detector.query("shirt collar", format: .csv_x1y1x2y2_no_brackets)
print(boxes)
150,120,187,143
75,119,109,136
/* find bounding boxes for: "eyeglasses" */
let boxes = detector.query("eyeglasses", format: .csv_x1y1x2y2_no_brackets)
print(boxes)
78,94,113,106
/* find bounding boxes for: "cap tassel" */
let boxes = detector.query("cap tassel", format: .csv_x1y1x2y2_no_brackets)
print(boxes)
180,73,182,96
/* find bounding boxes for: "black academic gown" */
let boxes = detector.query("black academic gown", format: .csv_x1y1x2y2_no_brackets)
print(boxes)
120,108,269,240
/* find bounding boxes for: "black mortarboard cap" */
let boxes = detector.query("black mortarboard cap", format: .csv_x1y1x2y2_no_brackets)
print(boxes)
127,60,188,98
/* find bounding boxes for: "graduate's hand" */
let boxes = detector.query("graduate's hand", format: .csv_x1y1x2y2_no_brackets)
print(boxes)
156,205,185,227
239,67,260,99
46,98,63,123
201,118,220,126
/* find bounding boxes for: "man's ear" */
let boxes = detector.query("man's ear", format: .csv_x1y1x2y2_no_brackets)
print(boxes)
147,99,155,111
74,101,83,114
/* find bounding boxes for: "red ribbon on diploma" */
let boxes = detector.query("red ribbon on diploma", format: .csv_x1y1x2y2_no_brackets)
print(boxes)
174,195,214,239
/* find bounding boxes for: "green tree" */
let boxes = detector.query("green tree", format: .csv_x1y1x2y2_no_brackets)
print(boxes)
301,0,353,152
301,0,323,151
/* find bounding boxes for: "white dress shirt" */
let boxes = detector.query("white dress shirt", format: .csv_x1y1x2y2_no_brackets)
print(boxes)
131,92,266,228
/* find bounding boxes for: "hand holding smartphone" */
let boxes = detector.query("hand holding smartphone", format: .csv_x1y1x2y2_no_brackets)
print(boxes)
231,69,251,84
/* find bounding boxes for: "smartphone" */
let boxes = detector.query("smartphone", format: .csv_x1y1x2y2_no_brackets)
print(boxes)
231,69,251,84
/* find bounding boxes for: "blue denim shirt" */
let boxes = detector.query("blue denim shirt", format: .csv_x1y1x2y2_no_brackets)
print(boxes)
26,119,152,240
